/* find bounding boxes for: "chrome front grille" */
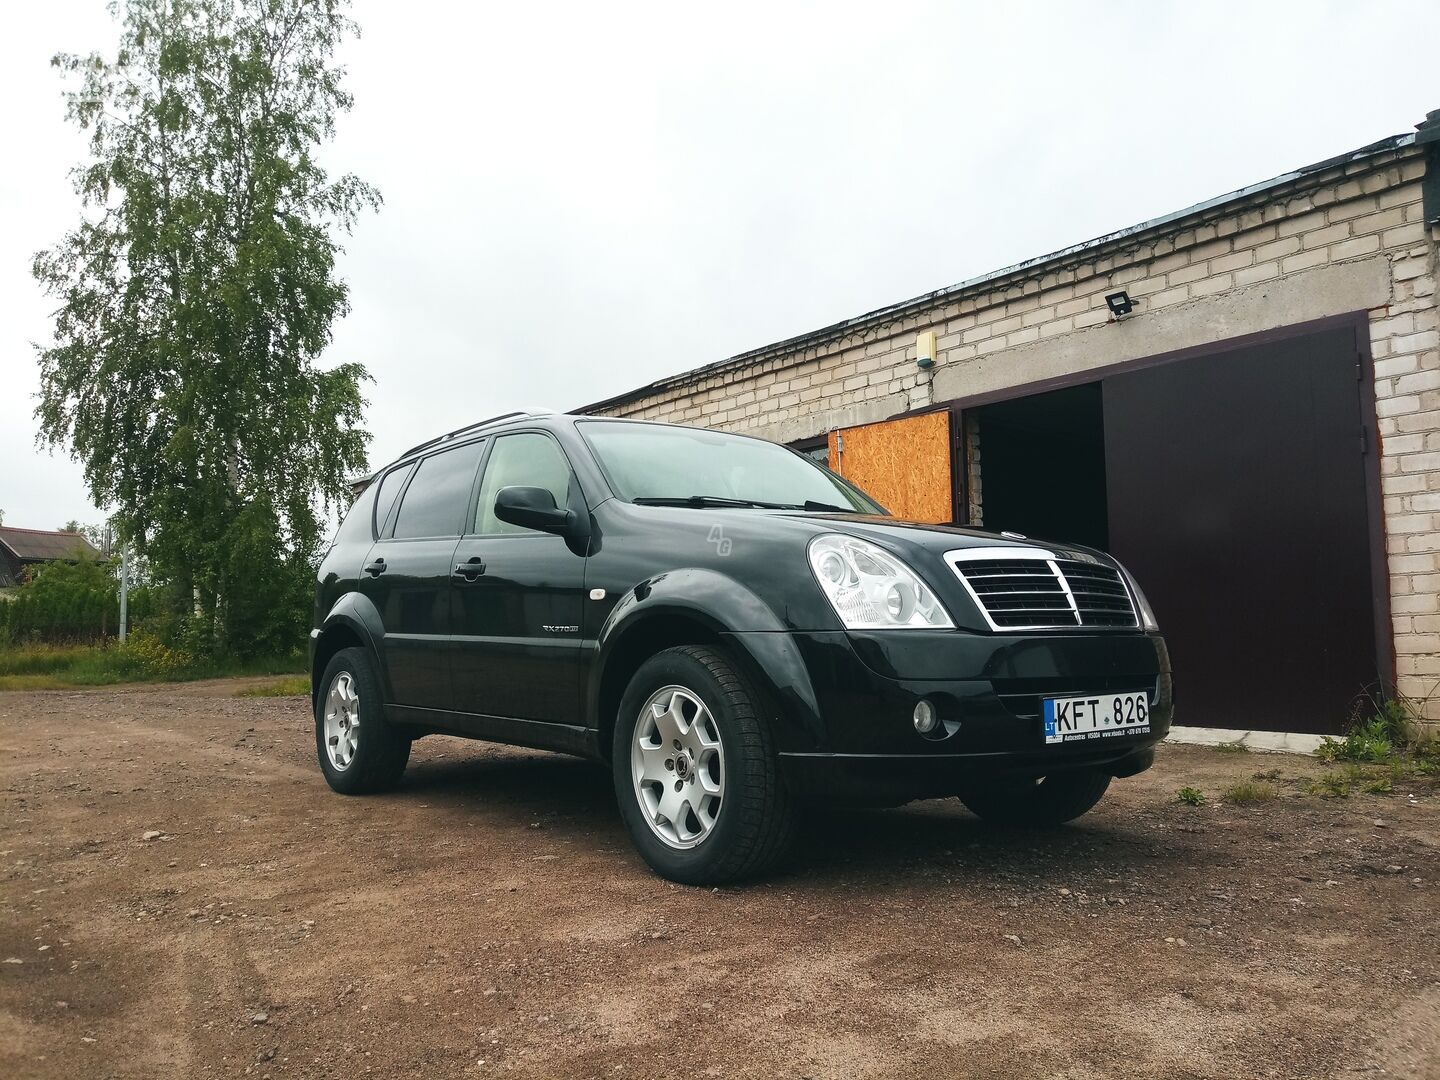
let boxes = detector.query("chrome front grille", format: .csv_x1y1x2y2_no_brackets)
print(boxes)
945,547,1139,632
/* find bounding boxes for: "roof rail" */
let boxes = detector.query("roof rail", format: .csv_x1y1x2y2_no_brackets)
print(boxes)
394,409,553,461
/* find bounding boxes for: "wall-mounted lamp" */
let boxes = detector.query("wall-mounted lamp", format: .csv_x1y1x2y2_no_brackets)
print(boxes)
1105,290,1136,319
916,330,937,370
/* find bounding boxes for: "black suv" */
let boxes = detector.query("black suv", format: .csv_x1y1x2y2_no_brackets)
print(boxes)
311,411,1172,884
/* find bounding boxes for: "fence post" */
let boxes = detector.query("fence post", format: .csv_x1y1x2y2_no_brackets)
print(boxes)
119,545,129,643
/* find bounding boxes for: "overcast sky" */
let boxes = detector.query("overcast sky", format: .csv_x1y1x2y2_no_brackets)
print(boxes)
3,1,1438,531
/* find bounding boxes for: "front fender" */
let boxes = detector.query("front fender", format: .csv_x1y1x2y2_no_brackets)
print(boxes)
588,568,825,752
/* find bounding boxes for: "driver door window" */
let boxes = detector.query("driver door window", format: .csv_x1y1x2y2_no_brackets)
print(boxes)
474,432,575,535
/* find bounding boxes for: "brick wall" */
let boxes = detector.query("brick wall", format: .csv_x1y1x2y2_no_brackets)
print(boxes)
587,144,1440,718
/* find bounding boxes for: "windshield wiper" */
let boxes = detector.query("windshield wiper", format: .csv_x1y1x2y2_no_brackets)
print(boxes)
632,495,859,513
633,495,786,509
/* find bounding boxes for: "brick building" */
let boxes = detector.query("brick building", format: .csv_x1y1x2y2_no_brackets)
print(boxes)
579,110,1440,735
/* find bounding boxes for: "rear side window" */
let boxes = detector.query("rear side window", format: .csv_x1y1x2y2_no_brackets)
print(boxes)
372,462,416,538
473,432,575,535
391,441,485,539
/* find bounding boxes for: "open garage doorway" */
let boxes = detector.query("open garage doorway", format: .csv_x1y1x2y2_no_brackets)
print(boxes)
958,319,1385,734
970,383,1108,551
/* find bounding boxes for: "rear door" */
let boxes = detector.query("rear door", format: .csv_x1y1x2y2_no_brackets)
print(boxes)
360,440,486,712
451,430,587,725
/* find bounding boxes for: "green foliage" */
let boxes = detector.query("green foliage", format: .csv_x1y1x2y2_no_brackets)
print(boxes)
235,674,309,696
1305,764,1384,798
1215,740,1249,753
1176,786,1205,807
1317,697,1423,764
0,554,155,643
1223,780,1278,805
0,551,158,644
32,0,375,659
0,638,303,690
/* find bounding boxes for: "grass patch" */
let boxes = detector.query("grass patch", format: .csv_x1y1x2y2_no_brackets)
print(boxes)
1215,740,1249,753
1223,779,1279,805
1176,786,1205,807
235,675,311,697
1304,696,1440,797
0,638,304,691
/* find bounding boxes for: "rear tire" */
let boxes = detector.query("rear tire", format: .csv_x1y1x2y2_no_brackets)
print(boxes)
958,771,1111,826
613,645,797,885
316,647,411,795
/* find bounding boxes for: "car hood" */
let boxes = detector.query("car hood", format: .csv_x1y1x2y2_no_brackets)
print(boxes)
774,511,1115,565
600,501,1130,636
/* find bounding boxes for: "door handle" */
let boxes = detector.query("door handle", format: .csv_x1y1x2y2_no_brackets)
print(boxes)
452,556,486,581
363,558,387,577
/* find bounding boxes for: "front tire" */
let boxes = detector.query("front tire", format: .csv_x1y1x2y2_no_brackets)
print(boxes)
958,771,1111,826
316,647,411,795
613,645,796,885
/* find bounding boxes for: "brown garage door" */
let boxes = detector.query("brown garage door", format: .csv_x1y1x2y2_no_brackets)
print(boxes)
1102,324,1381,734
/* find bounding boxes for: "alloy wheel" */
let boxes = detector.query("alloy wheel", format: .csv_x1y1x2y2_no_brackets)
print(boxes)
323,671,361,771
630,684,725,849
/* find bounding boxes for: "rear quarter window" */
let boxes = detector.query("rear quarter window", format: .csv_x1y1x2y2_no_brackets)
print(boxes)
372,462,416,538
331,481,378,548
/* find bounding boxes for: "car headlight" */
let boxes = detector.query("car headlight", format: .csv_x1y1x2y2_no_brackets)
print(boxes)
808,534,953,630
1119,564,1160,631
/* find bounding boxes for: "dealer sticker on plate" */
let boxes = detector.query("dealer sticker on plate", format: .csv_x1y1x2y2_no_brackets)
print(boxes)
1043,691,1150,745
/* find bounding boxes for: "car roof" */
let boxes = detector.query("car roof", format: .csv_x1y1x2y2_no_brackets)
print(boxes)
364,411,795,484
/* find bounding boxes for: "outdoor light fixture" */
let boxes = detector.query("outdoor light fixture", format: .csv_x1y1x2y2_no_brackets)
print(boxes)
1105,290,1136,319
915,330,937,370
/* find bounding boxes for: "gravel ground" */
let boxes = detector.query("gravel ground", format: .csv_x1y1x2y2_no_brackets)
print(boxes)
2,680,1438,1080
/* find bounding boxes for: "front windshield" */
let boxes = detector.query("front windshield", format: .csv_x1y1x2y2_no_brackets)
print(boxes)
579,421,885,513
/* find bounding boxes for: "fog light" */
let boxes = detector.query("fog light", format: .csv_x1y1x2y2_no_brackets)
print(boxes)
913,699,938,734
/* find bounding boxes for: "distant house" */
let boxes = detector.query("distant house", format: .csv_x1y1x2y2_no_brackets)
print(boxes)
0,527,104,588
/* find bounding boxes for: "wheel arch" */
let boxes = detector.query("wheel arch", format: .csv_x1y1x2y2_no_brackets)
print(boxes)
589,570,825,761
311,593,388,710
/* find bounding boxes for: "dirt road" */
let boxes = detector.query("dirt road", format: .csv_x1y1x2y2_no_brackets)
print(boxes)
1,681,1438,1079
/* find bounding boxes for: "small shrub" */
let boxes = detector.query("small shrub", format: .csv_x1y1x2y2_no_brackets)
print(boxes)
1215,740,1249,753
1319,716,1396,765
1176,786,1205,807
1223,780,1278,805
110,631,197,681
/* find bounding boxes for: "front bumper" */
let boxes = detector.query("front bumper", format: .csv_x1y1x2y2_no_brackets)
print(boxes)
777,629,1172,800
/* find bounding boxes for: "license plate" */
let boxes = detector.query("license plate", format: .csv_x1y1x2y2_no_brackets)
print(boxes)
1043,691,1150,745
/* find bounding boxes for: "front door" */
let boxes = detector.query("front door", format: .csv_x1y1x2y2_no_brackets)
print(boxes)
451,431,587,724
361,439,486,712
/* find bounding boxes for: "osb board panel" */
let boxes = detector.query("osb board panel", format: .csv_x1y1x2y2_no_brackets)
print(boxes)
827,410,952,523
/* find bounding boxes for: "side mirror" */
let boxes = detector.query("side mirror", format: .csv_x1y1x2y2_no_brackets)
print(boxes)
493,486,574,535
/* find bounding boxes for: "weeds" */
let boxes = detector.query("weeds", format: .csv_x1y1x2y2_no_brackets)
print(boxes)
1223,780,1279,805
1176,786,1205,807
0,639,303,691
235,675,310,697
1215,740,1249,753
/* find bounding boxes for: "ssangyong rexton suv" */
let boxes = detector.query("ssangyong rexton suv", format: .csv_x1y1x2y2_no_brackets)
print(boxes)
311,411,1172,884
